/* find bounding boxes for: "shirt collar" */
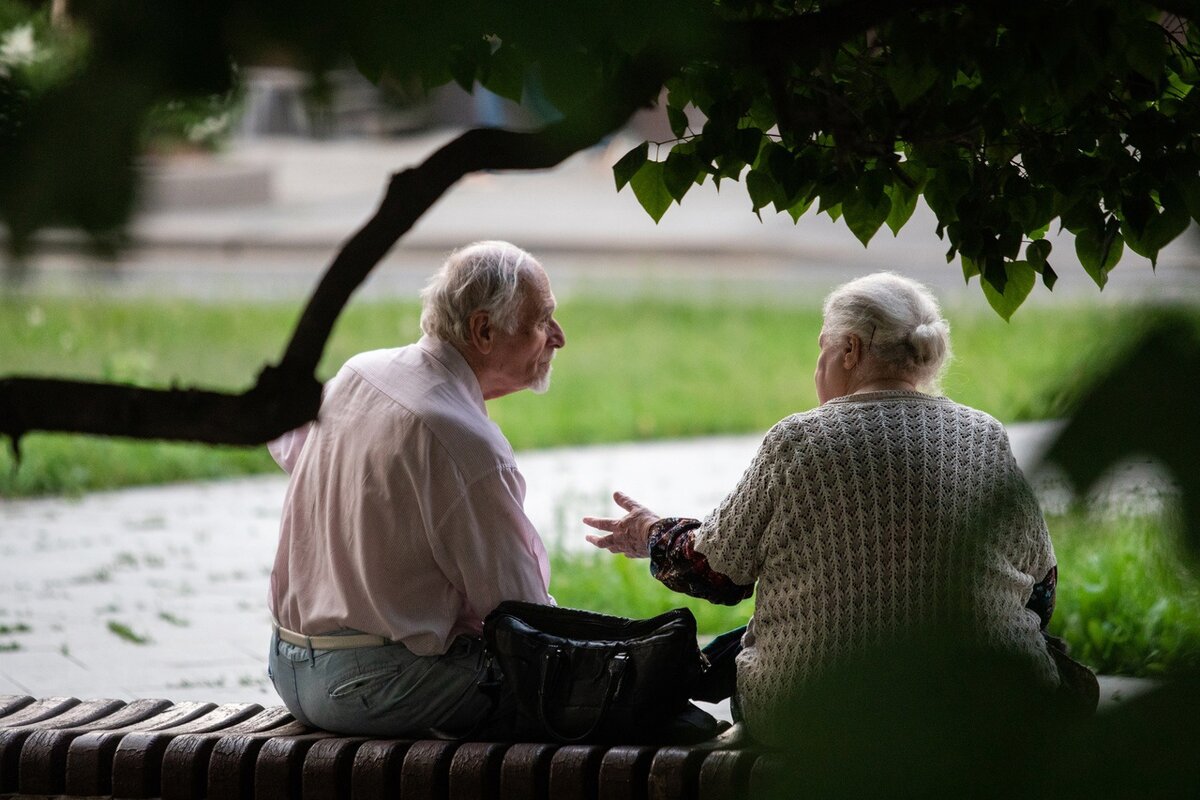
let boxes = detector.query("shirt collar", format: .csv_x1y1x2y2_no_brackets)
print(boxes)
417,335,487,414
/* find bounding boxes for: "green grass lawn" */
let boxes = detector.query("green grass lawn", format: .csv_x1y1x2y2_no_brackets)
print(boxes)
2,293,1198,677
550,511,1200,678
1,295,1188,496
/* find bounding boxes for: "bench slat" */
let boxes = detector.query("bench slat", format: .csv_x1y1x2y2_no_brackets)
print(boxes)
548,744,608,800
0,696,82,729
253,730,339,800
160,706,295,800
748,754,786,798
598,745,658,800
499,743,558,800
349,739,414,799
204,720,313,800
697,749,759,800
109,703,264,798
0,698,126,792
59,701,217,796
647,746,710,800
0,696,768,800
447,741,510,800
299,735,371,800
0,696,34,721
400,739,459,800
17,698,174,795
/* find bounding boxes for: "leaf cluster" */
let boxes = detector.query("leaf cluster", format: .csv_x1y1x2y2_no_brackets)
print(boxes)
615,0,1200,317
0,0,702,253
4,1,1200,319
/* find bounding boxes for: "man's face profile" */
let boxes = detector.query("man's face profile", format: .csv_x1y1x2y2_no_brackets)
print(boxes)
488,266,565,396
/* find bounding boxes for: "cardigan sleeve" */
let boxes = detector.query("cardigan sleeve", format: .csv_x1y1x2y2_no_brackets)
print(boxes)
648,518,755,605
689,423,788,585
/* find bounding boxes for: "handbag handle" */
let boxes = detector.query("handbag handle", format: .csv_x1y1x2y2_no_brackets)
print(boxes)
536,648,629,743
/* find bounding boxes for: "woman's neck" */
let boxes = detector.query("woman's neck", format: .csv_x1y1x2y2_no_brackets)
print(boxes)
848,379,918,396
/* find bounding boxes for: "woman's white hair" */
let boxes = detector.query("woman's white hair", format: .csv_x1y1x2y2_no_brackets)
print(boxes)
822,271,953,393
420,241,540,346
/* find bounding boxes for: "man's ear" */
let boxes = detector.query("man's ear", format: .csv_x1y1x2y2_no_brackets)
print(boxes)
842,333,862,370
467,310,493,355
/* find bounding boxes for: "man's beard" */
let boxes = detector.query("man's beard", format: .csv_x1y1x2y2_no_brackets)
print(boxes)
529,362,553,394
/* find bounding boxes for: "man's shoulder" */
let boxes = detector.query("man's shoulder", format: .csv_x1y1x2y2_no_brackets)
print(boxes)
418,404,517,476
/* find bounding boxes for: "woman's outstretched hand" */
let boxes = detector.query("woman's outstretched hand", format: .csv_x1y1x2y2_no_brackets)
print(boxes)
582,491,661,559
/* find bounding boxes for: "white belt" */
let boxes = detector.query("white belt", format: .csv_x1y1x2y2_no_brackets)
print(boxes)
273,622,391,651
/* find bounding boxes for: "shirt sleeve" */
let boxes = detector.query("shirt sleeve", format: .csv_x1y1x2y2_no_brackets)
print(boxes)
429,465,553,621
267,377,336,474
267,424,312,474
690,423,788,585
649,517,755,605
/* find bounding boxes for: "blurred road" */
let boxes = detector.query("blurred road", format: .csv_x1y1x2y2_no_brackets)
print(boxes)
10,129,1200,307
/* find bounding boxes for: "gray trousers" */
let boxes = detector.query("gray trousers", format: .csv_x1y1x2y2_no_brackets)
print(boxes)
268,629,512,738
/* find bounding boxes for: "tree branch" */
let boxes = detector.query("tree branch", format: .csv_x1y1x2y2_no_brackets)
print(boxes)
0,61,667,450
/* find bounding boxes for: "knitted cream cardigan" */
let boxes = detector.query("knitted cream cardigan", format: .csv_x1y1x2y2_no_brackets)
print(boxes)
693,391,1057,741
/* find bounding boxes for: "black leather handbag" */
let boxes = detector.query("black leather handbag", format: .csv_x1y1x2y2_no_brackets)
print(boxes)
482,601,708,744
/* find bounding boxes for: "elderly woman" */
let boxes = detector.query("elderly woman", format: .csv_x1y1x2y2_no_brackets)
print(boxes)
584,272,1084,744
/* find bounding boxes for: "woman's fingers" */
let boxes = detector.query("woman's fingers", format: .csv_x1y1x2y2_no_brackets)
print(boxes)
612,491,644,513
586,533,629,555
581,516,618,532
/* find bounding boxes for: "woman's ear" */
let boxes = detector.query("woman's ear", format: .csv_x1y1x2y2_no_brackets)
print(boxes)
467,310,493,355
843,333,863,370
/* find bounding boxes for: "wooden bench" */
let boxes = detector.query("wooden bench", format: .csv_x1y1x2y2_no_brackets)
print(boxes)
0,694,773,799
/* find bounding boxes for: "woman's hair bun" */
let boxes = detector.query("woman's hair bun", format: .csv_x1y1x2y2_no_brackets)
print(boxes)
909,321,948,366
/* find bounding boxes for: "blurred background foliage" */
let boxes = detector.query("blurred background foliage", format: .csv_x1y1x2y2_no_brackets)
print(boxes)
1,0,1199,313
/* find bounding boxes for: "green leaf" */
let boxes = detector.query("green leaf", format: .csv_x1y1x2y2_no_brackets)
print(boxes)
981,260,1036,321
1125,21,1167,81
1075,223,1123,288
1041,262,1058,291
746,169,780,212
449,38,490,93
1026,239,1052,270
731,128,764,165
842,189,892,247
663,149,701,203
667,105,689,138
1171,173,1200,224
1140,186,1191,263
923,164,968,224
1120,197,1186,267
884,181,919,236
613,143,648,192
883,60,939,108
629,160,672,223
961,255,980,282
786,195,815,223
482,45,525,103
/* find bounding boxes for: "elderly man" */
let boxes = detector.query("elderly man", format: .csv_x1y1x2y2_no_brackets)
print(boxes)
267,241,566,738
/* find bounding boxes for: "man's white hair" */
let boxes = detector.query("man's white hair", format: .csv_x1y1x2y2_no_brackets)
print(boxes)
420,241,540,346
822,271,953,393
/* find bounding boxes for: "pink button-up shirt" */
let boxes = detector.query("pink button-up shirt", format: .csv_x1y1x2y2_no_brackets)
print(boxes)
268,336,553,656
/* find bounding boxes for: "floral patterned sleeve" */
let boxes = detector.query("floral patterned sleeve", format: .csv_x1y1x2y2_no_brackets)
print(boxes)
1026,565,1056,630
649,517,755,606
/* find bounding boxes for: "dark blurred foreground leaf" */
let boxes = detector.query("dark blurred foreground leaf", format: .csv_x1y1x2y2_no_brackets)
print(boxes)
1048,314,1200,555
757,636,1200,799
